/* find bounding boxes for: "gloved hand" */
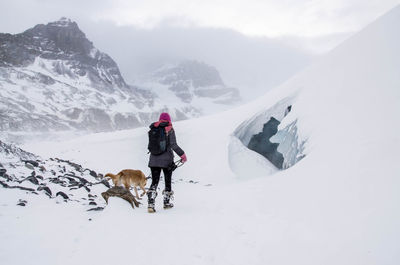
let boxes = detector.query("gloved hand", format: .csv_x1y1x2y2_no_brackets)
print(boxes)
180,153,187,163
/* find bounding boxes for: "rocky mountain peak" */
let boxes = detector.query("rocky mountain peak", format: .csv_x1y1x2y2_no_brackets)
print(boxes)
22,17,93,55
154,60,224,88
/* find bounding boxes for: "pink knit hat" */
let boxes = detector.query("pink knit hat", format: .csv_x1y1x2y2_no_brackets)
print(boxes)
159,112,171,122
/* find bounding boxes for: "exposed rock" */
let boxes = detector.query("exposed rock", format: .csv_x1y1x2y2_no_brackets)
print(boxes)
17,199,27,206
20,175,39,185
56,191,69,200
96,179,111,188
0,180,36,192
23,160,39,167
87,207,104,212
37,186,52,197
0,140,111,211
25,163,34,170
89,170,98,179
0,180,9,188
101,186,140,209
0,140,38,160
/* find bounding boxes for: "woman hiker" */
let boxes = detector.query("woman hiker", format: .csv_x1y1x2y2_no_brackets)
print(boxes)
147,112,187,213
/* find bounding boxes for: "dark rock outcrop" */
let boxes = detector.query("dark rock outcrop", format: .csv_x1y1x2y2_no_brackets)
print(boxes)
37,186,52,197
0,140,108,211
87,206,104,212
17,199,27,206
20,175,40,185
56,191,69,200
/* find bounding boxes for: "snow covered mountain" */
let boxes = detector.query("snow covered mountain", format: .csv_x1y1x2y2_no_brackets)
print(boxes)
137,60,241,116
1,5,400,265
0,17,156,133
0,18,241,136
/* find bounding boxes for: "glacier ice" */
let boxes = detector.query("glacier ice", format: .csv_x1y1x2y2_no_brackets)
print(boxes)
232,96,306,172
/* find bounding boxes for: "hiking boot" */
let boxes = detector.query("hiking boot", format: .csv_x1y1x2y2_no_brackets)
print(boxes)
163,190,174,209
147,189,157,213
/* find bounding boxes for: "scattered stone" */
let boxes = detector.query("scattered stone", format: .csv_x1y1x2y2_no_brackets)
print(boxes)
56,191,69,200
87,207,104,212
20,176,39,185
0,141,114,213
188,180,199,184
89,170,97,178
49,177,66,186
101,186,140,209
57,158,83,172
0,180,9,188
23,160,39,167
0,180,36,192
64,174,89,185
37,186,52,197
16,186,35,192
2,173,13,181
96,179,110,188
17,199,27,206
88,218,92,221
25,163,34,170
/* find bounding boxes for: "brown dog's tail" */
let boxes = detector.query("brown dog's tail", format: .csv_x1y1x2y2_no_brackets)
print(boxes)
104,172,123,179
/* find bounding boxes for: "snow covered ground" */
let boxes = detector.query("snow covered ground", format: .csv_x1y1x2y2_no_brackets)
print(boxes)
2,5,400,265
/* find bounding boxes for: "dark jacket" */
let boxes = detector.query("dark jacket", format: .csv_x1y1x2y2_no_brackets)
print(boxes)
148,122,184,168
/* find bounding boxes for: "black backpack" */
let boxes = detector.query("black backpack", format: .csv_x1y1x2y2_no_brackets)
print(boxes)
148,124,167,155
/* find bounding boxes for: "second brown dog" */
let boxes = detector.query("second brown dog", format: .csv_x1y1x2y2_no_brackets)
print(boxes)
105,169,147,200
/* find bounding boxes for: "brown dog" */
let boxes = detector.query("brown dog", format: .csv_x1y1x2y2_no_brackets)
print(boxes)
105,169,147,200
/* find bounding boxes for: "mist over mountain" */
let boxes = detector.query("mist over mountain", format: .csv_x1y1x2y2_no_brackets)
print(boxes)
78,20,314,100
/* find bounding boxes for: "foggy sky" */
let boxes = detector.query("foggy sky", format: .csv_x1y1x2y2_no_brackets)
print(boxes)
1,0,399,38
78,20,313,99
0,0,399,99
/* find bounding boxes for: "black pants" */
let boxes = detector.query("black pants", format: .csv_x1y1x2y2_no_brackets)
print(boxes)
150,167,173,192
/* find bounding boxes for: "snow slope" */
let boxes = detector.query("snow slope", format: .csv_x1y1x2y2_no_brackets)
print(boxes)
2,5,400,265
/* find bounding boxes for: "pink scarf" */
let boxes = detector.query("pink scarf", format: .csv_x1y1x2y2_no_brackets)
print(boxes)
154,120,173,134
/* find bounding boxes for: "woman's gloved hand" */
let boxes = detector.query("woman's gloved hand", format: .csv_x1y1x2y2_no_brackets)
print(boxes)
180,153,187,163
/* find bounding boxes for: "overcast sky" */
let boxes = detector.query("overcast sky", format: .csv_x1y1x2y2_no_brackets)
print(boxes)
1,0,399,99
0,0,399,38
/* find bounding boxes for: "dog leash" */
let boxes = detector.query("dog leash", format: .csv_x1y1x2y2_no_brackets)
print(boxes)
146,159,184,179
